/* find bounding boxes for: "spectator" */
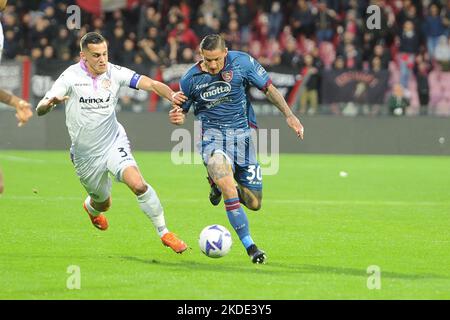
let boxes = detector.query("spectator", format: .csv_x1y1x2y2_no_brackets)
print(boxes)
343,43,362,70
192,15,214,41
422,3,446,59
3,28,20,59
280,36,302,70
371,56,382,72
165,9,182,37
179,47,195,64
315,1,337,43
370,43,391,70
298,54,320,115
343,9,360,39
224,19,241,50
290,0,315,38
108,26,126,63
120,38,136,68
329,55,345,115
398,20,420,89
130,54,150,77
268,2,283,39
387,83,410,116
54,1,69,26
168,20,199,51
138,38,160,68
444,1,450,34
236,0,253,44
200,0,223,28
336,31,358,57
145,26,165,55
29,14,51,49
52,27,75,62
333,55,345,70
137,6,160,41
2,12,24,54
414,60,430,115
434,35,450,71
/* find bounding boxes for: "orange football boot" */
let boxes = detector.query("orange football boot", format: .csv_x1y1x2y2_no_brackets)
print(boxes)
161,232,188,253
83,202,108,231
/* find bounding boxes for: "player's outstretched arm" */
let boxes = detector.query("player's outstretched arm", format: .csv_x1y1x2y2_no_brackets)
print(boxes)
36,96,69,116
0,89,33,127
137,75,186,105
265,84,304,140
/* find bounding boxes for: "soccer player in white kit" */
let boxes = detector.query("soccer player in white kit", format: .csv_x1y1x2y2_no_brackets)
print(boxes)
0,0,33,193
36,32,188,253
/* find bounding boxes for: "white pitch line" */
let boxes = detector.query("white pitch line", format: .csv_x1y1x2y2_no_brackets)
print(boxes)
2,195,448,206
0,155,46,163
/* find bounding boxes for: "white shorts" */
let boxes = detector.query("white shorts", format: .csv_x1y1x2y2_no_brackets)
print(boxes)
70,126,137,202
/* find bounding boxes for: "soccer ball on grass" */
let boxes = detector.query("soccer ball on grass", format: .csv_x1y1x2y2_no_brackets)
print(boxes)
199,224,232,258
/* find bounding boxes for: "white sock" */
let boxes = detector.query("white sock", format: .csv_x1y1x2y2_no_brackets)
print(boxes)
84,196,101,217
137,184,169,237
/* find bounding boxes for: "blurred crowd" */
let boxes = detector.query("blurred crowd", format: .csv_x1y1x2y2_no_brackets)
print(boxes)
1,0,450,115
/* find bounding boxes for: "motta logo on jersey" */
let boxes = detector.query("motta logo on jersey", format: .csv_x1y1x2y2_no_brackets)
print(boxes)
200,81,231,102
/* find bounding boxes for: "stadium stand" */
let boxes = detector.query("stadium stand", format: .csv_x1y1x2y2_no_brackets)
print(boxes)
1,0,449,115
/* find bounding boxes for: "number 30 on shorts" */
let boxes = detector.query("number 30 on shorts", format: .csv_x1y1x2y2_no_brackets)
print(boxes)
246,165,262,182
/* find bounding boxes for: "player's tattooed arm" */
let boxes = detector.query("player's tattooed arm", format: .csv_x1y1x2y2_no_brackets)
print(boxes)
0,89,13,105
265,84,304,139
265,84,294,118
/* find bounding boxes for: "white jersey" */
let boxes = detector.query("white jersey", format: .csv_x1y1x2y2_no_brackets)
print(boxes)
43,61,142,157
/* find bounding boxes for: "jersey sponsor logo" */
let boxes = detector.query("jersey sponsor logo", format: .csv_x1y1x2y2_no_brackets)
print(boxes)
79,94,111,104
221,70,233,82
200,81,231,102
195,83,210,90
74,83,90,87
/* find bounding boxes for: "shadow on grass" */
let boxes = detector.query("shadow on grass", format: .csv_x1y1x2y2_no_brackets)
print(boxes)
120,256,449,281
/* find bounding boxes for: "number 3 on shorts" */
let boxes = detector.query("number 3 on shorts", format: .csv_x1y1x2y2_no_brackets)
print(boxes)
118,147,128,158
246,165,262,182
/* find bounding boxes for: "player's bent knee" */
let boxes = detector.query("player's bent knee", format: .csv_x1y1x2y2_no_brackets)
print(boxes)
247,199,262,211
130,181,148,196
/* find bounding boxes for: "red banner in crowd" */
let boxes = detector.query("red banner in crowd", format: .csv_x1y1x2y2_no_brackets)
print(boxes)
76,0,139,16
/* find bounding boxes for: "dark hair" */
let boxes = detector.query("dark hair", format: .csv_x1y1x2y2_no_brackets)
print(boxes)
80,32,106,51
200,34,226,51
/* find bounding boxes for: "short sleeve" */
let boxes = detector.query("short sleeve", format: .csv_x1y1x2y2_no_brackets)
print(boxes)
242,54,272,93
45,72,69,99
111,64,142,90
179,75,193,112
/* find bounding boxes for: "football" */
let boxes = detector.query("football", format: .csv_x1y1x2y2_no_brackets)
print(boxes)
199,224,232,258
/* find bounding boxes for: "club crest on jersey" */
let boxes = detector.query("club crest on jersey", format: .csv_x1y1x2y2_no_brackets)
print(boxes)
221,70,233,82
101,79,111,90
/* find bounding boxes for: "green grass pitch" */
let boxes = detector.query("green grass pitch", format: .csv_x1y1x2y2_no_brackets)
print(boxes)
0,150,449,299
